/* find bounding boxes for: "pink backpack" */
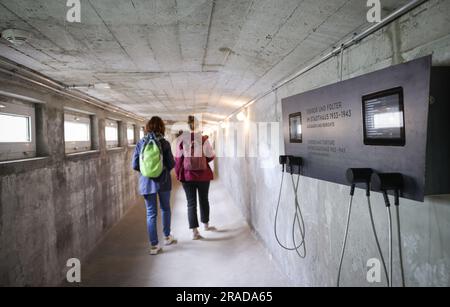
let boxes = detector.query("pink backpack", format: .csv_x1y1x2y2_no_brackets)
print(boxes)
182,134,208,171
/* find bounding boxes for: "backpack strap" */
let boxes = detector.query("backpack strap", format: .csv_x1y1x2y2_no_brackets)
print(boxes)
147,132,163,150
141,133,163,158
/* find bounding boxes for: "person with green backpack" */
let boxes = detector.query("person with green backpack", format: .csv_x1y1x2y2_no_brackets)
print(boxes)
132,116,176,255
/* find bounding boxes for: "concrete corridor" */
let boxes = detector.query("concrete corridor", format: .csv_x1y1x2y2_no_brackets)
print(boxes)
2,0,450,288
76,180,290,287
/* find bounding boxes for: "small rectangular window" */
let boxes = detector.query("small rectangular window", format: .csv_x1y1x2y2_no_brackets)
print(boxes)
64,112,92,154
139,127,145,139
105,119,119,148
0,99,36,161
0,113,31,143
127,124,136,145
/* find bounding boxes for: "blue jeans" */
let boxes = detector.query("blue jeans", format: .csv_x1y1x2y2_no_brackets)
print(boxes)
144,191,171,246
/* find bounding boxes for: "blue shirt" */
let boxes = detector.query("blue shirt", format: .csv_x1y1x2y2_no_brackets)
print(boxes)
132,134,175,195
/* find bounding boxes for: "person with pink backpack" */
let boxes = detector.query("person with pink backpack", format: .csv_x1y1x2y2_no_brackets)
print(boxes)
175,116,216,240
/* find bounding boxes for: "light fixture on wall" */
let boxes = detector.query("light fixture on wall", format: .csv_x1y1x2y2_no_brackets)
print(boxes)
0,104,5,108
236,110,247,121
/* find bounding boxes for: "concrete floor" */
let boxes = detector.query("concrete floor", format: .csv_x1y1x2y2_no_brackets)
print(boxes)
77,179,291,287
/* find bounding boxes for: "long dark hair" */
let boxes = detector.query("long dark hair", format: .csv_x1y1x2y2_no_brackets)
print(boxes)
145,116,165,136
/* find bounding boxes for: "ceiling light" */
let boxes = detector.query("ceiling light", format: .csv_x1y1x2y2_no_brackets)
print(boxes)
1,29,31,46
236,111,246,121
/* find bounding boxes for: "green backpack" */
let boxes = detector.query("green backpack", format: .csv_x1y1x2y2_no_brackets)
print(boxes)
139,135,163,179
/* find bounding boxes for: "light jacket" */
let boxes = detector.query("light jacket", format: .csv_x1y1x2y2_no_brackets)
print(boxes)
175,132,215,182
132,133,175,195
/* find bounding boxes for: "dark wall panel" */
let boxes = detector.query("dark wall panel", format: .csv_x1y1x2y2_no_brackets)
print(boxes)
282,56,441,202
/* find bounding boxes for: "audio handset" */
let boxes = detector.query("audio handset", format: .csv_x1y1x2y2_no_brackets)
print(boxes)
345,168,373,196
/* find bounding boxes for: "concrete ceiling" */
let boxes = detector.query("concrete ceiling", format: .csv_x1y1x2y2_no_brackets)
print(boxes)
0,0,410,123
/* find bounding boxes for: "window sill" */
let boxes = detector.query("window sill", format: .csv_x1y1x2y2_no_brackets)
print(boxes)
106,147,125,153
65,150,100,160
127,144,137,148
0,156,50,176
0,156,49,166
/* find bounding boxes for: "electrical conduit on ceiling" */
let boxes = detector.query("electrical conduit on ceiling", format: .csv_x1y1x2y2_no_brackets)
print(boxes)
0,56,145,122
222,0,430,123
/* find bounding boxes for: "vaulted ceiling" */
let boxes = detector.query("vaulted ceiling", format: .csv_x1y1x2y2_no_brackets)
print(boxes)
0,0,409,123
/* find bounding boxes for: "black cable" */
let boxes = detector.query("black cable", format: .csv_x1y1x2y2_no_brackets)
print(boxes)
338,184,391,287
395,190,406,287
291,172,306,258
337,191,354,287
274,159,306,258
383,191,393,288
387,206,393,288
366,196,390,286
274,170,304,251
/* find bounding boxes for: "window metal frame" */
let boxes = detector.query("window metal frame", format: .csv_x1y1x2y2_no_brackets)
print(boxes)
0,99,36,161
127,124,136,145
105,119,120,148
64,112,92,154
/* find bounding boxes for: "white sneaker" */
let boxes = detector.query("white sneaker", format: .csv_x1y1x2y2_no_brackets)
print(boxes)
149,245,162,255
192,231,204,240
164,235,177,246
204,224,217,232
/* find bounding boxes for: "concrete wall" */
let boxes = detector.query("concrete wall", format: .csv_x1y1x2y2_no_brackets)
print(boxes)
0,74,143,286
218,0,450,287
